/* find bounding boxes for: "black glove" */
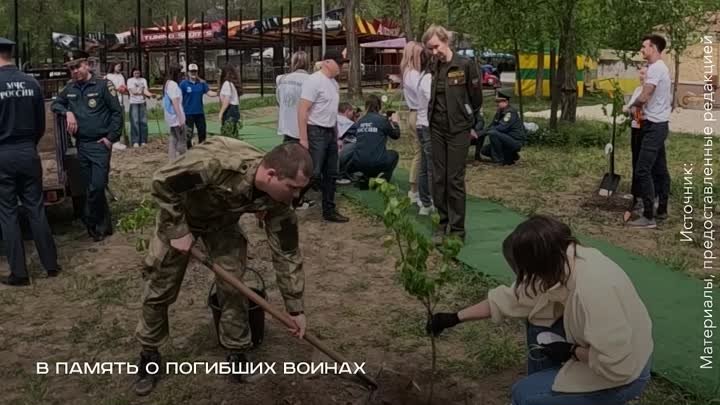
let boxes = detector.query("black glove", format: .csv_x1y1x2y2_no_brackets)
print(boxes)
426,312,461,336
539,342,577,363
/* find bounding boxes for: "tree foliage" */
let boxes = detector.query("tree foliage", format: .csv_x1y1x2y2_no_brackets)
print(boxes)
371,177,463,403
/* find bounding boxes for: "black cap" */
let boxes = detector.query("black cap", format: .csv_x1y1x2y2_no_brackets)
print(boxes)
0,37,15,52
495,89,512,101
323,49,349,65
64,49,90,67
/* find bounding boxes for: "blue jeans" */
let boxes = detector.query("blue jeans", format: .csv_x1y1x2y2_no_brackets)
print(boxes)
129,103,148,145
339,141,356,177
512,319,652,405
416,125,433,208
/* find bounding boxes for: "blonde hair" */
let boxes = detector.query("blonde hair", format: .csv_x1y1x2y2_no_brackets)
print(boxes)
400,41,423,76
291,51,308,72
422,24,452,46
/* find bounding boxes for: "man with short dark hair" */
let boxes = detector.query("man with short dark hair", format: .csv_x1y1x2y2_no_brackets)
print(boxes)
0,37,60,286
133,137,312,396
52,49,124,242
297,50,349,223
626,34,672,229
337,102,358,183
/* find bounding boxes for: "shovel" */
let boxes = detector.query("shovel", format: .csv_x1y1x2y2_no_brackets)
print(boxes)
190,247,379,390
598,113,621,197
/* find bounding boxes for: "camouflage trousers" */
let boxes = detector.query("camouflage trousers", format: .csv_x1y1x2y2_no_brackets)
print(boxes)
135,223,251,352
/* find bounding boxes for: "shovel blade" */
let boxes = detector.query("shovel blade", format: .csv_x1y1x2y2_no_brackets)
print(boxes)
598,173,621,197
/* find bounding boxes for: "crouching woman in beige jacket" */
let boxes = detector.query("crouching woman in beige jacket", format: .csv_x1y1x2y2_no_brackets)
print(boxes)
428,215,653,405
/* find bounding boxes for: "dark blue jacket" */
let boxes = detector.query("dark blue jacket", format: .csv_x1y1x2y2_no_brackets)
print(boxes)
51,75,124,143
0,65,45,146
352,112,400,166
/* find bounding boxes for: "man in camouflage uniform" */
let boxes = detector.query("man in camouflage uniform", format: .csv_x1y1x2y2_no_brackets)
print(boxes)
133,137,312,396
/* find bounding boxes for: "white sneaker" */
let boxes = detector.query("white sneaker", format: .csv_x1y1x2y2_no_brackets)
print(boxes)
112,142,127,151
133,143,140,148
408,191,419,203
336,178,351,185
419,205,435,216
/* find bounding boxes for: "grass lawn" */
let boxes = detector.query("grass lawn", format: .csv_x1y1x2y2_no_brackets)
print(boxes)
392,112,714,280
197,101,712,403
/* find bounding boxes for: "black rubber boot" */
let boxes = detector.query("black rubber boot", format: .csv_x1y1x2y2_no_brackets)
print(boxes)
227,352,264,383
133,349,161,396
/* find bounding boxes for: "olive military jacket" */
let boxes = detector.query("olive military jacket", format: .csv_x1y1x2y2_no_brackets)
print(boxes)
150,137,304,312
428,53,484,135
51,75,124,143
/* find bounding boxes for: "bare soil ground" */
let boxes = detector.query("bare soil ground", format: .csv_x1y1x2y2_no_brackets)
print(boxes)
0,138,519,405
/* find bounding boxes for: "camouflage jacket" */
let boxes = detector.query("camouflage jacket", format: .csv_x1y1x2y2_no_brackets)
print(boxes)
151,137,304,312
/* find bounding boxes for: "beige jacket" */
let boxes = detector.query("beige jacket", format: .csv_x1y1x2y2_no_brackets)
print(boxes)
487,245,653,393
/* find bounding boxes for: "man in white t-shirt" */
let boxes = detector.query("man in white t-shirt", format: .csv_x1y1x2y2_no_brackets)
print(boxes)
297,50,348,223
105,63,128,150
626,34,672,229
277,51,310,143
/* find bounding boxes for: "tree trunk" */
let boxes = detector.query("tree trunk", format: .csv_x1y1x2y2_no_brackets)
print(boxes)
417,0,431,41
549,46,560,130
559,0,577,122
344,0,362,98
672,50,681,111
535,41,545,98
399,0,414,41
514,37,524,121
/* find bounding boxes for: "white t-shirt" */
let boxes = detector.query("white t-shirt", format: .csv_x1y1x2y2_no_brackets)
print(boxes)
106,73,126,104
643,60,672,123
403,69,421,110
276,70,310,138
220,81,240,106
416,73,432,127
163,80,184,128
127,77,148,104
300,71,340,128
627,86,643,129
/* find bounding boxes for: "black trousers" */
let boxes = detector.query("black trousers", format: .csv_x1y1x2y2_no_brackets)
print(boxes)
186,113,207,149
349,150,399,183
630,127,644,203
430,126,470,238
0,144,58,278
307,125,338,216
78,141,113,237
636,121,671,219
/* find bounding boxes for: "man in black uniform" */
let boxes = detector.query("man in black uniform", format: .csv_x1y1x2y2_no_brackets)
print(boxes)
52,50,123,241
0,37,60,286
423,25,483,243
475,90,526,165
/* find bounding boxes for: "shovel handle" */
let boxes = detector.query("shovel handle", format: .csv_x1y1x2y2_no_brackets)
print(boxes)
190,247,378,389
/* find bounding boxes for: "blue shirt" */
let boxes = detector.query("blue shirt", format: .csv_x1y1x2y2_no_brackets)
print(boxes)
179,79,210,115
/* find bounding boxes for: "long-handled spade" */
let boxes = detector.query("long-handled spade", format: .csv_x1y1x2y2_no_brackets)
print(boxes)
189,247,379,390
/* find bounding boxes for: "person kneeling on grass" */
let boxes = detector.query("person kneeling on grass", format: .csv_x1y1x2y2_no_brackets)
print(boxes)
346,95,400,189
427,215,653,405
